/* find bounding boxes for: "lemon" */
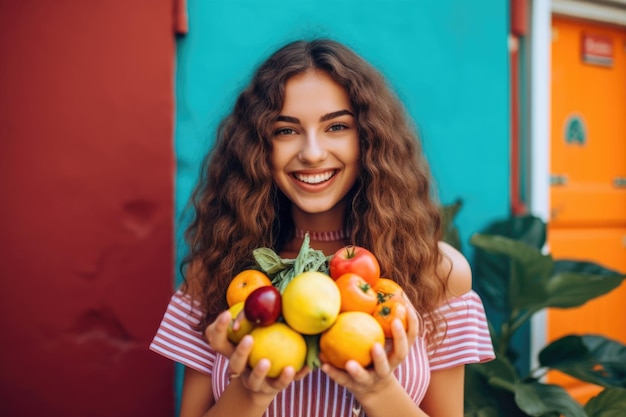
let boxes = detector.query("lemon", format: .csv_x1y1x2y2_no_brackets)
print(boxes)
282,271,341,335
248,322,307,378
226,302,255,344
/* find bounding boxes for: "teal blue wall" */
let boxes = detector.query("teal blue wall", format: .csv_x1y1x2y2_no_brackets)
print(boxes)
174,0,509,410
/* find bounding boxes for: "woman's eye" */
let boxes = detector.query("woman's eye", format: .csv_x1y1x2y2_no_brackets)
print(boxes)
274,127,297,136
328,123,348,132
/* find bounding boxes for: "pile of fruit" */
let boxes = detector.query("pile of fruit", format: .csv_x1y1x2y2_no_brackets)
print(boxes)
225,235,409,377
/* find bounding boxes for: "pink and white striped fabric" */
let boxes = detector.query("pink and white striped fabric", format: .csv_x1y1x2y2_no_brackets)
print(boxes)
150,289,494,416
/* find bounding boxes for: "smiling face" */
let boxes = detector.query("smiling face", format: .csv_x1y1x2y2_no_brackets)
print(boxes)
270,70,360,226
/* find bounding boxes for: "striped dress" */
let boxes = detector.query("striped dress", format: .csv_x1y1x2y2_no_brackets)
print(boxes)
150,289,495,417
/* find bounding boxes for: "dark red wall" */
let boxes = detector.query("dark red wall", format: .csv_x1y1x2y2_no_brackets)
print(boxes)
0,1,176,415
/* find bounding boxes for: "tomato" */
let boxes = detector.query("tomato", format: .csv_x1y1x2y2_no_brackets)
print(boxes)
375,277,406,304
329,245,380,287
335,273,378,314
372,300,408,338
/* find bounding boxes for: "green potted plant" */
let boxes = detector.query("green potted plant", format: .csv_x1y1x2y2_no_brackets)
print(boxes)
460,214,626,416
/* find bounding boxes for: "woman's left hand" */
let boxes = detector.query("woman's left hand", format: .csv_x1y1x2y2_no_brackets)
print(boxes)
321,304,420,396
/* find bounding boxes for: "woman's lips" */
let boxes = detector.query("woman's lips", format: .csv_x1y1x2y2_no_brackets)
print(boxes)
292,170,337,185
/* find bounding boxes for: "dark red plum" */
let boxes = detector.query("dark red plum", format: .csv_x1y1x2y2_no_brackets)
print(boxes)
244,285,282,326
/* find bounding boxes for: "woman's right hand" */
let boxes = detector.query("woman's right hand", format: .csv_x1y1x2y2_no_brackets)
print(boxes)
204,310,310,400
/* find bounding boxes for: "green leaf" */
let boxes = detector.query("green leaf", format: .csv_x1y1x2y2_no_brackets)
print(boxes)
470,234,625,313
465,362,534,417
464,364,497,415
543,271,624,309
539,335,626,388
293,233,330,277
293,233,312,276
514,381,586,417
470,234,553,312
554,260,624,277
471,215,546,312
474,355,520,388
253,247,294,275
253,233,330,294
584,388,626,417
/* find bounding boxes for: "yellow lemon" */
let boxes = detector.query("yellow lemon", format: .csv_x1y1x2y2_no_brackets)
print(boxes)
282,271,341,335
226,302,255,344
248,322,306,378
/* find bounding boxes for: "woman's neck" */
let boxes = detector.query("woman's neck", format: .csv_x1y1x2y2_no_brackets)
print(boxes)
290,202,346,236
280,237,348,259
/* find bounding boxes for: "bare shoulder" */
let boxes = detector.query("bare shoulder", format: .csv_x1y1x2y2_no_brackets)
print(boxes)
437,241,472,298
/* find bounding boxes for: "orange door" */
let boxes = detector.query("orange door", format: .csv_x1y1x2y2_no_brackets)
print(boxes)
548,16,626,403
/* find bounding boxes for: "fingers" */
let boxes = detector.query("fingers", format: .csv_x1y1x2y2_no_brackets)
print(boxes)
228,335,254,376
205,311,236,357
244,358,272,391
244,360,298,393
369,342,391,375
380,319,407,370
405,306,420,343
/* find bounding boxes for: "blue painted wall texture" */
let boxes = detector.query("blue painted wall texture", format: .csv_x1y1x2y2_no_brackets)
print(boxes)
173,0,509,407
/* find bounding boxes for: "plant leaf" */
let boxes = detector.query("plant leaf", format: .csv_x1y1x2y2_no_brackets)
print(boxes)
514,381,586,417
542,271,624,309
480,214,547,249
470,234,625,313
471,215,546,312
539,335,626,388
252,247,295,275
470,234,553,312
554,260,624,277
473,355,520,387
465,363,530,417
584,387,626,417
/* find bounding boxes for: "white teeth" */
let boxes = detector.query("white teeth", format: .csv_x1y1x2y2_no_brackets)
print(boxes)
294,171,335,184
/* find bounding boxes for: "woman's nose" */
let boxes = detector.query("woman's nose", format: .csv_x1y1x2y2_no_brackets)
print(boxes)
298,132,327,163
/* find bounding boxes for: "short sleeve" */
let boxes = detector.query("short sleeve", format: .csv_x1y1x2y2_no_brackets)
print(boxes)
149,290,217,375
427,290,495,371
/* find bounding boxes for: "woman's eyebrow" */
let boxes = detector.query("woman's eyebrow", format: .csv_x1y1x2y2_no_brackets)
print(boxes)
275,110,354,124
320,109,354,122
276,115,299,123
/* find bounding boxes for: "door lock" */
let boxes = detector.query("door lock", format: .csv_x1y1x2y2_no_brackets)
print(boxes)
550,174,568,186
614,177,626,188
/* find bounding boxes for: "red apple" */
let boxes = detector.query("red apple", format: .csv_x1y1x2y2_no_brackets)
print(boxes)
244,285,282,326
329,245,380,287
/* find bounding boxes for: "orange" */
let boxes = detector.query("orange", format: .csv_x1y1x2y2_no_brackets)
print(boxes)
375,277,405,304
335,272,378,314
373,300,408,338
226,269,272,307
248,322,307,378
319,311,385,369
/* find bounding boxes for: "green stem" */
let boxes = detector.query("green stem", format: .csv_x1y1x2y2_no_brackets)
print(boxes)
525,366,549,381
488,376,516,393
304,334,321,369
508,308,537,336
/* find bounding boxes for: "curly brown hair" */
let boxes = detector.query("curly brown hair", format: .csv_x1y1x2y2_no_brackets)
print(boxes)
181,39,447,334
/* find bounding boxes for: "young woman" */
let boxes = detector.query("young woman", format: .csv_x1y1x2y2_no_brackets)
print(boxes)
151,39,494,417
